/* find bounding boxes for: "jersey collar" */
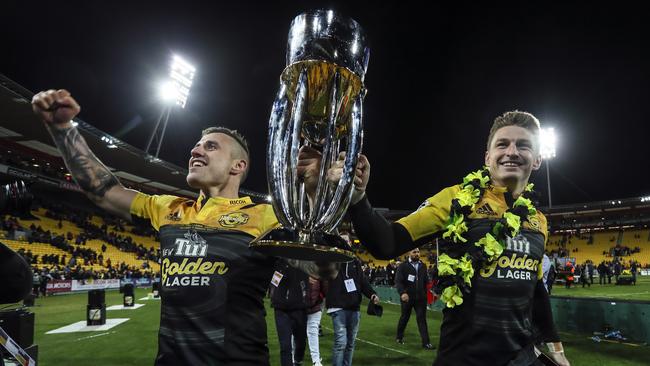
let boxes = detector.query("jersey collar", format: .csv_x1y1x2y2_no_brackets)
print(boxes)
195,193,252,211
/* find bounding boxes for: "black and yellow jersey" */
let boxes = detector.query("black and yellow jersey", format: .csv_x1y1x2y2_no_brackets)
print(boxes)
398,185,548,366
130,192,278,366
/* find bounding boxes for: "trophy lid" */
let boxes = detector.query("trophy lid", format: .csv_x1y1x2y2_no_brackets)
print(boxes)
286,10,370,81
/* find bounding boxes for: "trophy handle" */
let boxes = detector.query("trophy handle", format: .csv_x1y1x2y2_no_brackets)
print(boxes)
268,68,312,229
286,68,309,228
314,94,363,233
268,82,294,228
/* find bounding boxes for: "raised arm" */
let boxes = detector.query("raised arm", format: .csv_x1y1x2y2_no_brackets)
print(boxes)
31,89,137,220
325,153,421,259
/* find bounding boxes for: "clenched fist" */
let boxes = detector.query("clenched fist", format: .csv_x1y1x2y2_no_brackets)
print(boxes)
32,89,80,127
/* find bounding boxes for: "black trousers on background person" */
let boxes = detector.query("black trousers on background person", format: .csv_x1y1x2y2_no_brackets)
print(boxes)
397,300,430,345
274,308,307,366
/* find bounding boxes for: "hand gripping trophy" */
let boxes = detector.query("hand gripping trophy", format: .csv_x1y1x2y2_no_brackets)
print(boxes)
250,10,370,262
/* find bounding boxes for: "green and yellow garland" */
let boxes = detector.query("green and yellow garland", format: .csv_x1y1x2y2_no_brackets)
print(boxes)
436,167,538,308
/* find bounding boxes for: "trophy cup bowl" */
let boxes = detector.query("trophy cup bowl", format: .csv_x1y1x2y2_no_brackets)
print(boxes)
250,10,370,262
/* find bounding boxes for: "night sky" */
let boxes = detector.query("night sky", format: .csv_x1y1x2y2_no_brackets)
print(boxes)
2,1,648,211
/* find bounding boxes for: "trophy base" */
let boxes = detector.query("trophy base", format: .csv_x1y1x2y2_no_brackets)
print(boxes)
250,228,356,262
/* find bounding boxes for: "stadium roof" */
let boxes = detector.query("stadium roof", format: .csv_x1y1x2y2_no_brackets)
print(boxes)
0,73,266,200
0,73,195,197
2,71,649,214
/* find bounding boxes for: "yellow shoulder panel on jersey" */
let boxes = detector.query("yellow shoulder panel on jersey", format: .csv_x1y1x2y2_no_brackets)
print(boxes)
396,185,460,242
130,192,279,237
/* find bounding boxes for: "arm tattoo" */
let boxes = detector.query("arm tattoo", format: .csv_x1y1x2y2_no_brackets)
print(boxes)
48,126,120,198
287,259,339,280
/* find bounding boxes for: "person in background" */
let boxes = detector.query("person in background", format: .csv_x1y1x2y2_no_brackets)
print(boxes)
324,258,379,366
306,276,325,366
394,248,434,349
270,260,310,366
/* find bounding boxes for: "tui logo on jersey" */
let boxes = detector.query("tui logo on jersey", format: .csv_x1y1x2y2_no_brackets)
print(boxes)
218,212,249,228
479,235,539,281
173,230,208,257
161,230,229,287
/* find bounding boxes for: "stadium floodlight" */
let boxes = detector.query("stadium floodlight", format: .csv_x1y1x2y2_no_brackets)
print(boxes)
147,54,197,159
540,127,557,159
158,55,196,109
540,127,557,207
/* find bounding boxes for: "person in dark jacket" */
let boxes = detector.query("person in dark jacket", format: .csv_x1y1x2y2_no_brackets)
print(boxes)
394,248,434,349
587,261,594,284
271,260,310,366
597,261,607,285
324,258,379,366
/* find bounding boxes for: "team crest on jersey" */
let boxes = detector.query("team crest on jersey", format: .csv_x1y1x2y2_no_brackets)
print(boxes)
527,215,541,230
218,212,250,228
173,230,208,257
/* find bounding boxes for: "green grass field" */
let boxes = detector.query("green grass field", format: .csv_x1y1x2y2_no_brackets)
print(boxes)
17,279,649,366
551,276,650,301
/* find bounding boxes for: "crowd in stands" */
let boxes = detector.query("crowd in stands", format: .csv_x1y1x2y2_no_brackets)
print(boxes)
605,244,641,257
2,197,162,285
41,202,159,262
1,215,22,236
362,262,399,286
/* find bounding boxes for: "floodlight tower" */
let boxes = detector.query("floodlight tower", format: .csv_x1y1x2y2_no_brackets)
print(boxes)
540,127,557,207
146,55,196,159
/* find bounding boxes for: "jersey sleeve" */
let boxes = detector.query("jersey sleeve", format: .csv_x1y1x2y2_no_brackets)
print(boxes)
129,192,179,231
396,185,460,242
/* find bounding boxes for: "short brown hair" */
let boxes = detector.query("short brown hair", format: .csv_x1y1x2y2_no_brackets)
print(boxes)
201,126,250,182
486,110,541,150
201,127,250,156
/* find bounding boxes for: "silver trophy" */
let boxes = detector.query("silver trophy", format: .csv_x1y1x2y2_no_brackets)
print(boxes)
250,10,370,262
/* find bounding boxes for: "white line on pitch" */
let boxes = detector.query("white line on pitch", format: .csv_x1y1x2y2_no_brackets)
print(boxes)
74,331,116,341
322,326,413,357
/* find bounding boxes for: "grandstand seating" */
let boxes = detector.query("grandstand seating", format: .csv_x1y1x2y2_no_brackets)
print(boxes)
2,239,68,261
548,228,649,265
3,206,159,272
